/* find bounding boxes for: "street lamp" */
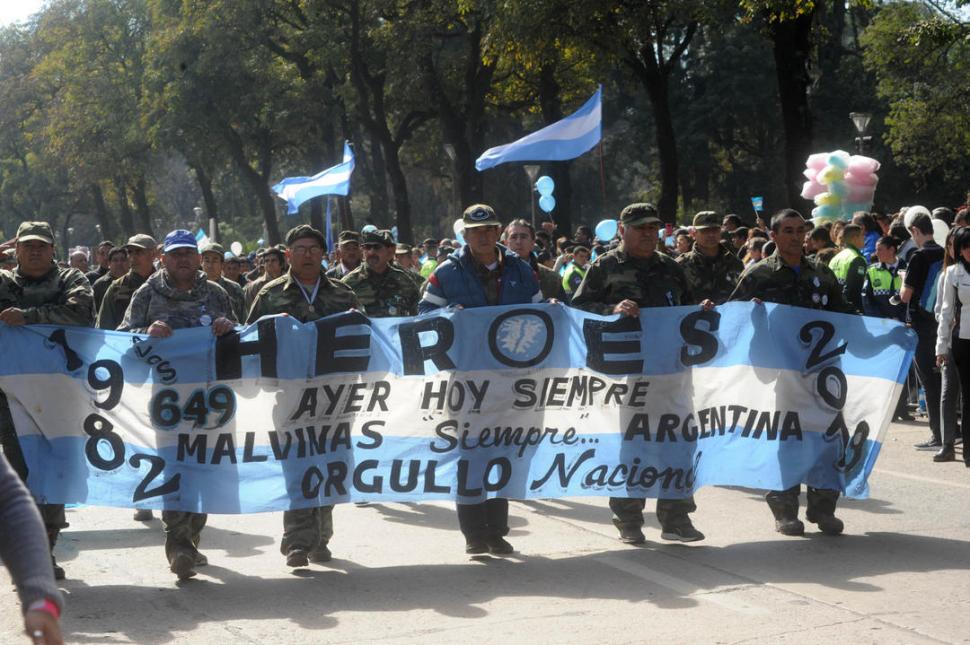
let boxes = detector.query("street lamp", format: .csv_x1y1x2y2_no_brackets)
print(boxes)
442,143,459,218
849,112,872,154
523,165,541,228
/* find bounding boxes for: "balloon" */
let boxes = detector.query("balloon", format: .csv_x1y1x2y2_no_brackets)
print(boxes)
594,219,618,241
535,175,555,196
539,194,556,212
361,224,378,234
848,155,880,175
814,192,841,207
844,171,878,187
257,238,265,246
933,217,950,247
806,153,829,170
817,165,844,185
904,205,931,229
452,218,465,245
230,241,243,256
391,226,399,241
800,180,826,200
828,181,848,198
827,150,850,169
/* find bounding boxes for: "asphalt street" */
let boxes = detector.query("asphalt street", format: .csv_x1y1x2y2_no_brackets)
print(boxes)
2,419,969,644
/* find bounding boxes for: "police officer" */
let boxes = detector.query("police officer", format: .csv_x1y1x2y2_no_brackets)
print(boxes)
571,203,706,545
0,221,96,579
199,241,246,322
118,229,236,580
325,230,363,279
729,209,853,537
676,211,745,304
419,204,542,555
828,224,867,313
247,225,361,569
96,234,157,331
343,230,419,316
561,245,591,298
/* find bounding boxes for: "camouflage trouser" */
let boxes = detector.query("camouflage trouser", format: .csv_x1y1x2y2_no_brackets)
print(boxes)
279,505,334,555
765,485,839,521
162,511,207,564
610,496,697,531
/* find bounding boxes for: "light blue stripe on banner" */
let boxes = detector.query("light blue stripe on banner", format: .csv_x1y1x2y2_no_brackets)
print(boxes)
20,431,880,514
0,302,915,384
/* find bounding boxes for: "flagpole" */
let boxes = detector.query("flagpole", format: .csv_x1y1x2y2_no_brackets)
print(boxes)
598,140,607,216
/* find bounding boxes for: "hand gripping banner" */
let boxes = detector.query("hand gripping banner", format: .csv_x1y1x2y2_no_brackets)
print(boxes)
0,303,915,514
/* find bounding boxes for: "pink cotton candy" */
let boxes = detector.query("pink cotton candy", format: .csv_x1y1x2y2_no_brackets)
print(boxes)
806,153,829,170
801,180,826,200
845,171,879,187
848,156,881,175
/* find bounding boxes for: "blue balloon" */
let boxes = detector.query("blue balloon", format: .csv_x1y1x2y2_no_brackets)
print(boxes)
594,219,618,241
535,175,555,196
390,226,398,241
361,224,378,234
539,194,556,213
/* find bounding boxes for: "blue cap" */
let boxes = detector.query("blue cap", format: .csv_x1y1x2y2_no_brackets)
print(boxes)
163,229,198,253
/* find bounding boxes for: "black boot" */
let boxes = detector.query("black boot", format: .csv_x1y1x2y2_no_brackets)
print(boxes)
766,489,804,536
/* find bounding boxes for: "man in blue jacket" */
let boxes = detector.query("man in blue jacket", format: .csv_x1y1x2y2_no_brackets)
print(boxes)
419,203,541,555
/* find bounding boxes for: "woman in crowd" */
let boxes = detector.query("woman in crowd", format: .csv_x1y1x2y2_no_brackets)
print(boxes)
935,226,970,465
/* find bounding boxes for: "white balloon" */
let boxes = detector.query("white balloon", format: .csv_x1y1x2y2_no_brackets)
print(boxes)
932,217,950,248
904,205,931,229
230,241,243,256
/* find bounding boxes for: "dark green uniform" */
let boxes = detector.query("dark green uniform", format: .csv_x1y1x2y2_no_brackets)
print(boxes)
341,263,419,317
248,269,361,559
217,275,246,323
119,269,235,569
0,263,94,560
243,273,270,311
570,245,699,537
91,271,118,312
96,270,149,330
675,243,745,304
729,250,852,533
537,262,564,300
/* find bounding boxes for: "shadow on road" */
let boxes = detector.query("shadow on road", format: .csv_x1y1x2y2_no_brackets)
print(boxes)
56,524,275,562
57,531,969,643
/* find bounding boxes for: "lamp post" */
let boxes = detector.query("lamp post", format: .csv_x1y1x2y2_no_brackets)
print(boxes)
442,143,458,219
849,112,872,154
523,164,541,229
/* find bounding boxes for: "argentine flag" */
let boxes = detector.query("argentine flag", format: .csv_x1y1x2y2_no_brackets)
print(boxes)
273,142,355,215
475,86,602,171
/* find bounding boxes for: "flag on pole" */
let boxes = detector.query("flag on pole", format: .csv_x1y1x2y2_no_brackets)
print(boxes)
272,142,355,215
475,86,603,171
194,228,210,247
751,196,764,212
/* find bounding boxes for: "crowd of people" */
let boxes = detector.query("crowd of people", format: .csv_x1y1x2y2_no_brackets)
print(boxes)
1,196,966,642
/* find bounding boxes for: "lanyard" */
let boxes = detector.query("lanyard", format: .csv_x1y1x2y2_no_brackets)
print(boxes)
295,276,321,306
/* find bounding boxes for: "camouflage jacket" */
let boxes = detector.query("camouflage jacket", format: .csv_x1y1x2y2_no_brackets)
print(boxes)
217,276,246,323
92,271,121,312
341,263,419,317
675,243,745,305
0,264,94,326
243,273,270,310
118,270,234,333
537,262,564,301
729,251,853,313
247,269,361,324
570,245,693,315
96,270,149,330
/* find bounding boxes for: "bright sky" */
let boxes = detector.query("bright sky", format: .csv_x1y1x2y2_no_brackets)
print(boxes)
0,0,44,26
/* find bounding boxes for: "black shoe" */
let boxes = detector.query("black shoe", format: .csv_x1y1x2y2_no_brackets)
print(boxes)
915,438,942,450
465,540,489,555
808,513,844,536
934,445,956,462
286,548,309,567
170,552,196,580
308,544,332,563
133,509,153,521
193,551,208,566
51,555,65,581
618,526,646,545
660,524,705,543
485,536,514,555
774,518,805,536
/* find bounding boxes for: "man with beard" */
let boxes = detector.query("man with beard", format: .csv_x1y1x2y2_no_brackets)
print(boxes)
343,230,419,317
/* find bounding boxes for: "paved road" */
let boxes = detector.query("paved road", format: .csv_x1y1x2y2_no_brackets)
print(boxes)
2,420,968,644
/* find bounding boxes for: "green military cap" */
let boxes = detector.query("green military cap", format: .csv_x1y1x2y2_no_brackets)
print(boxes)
124,233,157,250
395,243,412,255
16,221,55,244
462,203,500,228
422,238,437,247
361,230,385,246
285,224,326,248
377,230,396,247
199,241,225,256
619,203,662,227
692,211,720,230
338,230,361,245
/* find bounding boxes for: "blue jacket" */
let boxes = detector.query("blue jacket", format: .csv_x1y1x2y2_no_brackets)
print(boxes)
419,244,542,312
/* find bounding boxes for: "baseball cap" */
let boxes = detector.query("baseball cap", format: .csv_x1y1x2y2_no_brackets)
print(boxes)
286,224,326,248
163,229,198,253
691,211,720,230
16,221,55,244
124,233,157,250
462,204,500,229
199,241,225,256
361,230,385,246
619,203,662,227
337,230,361,245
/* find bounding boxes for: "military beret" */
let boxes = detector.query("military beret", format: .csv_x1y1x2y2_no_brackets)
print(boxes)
285,225,326,248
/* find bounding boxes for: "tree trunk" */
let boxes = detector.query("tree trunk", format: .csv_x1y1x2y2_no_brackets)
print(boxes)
90,183,115,241
385,145,413,243
113,177,135,238
131,176,154,236
641,75,680,223
221,124,282,244
771,9,817,208
193,165,219,239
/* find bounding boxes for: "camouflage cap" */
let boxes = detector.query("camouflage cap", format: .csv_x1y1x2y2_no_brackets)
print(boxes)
378,229,396,247
691,211,721,230
285,224,326,248
462,203,501,229
16,221,55,244
199,241,226,257
361,230,385,246
619,203,661,227
395,243,412,255
337,230,361,245
422,238,437,247
2,248,16,262
124,233,157,250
